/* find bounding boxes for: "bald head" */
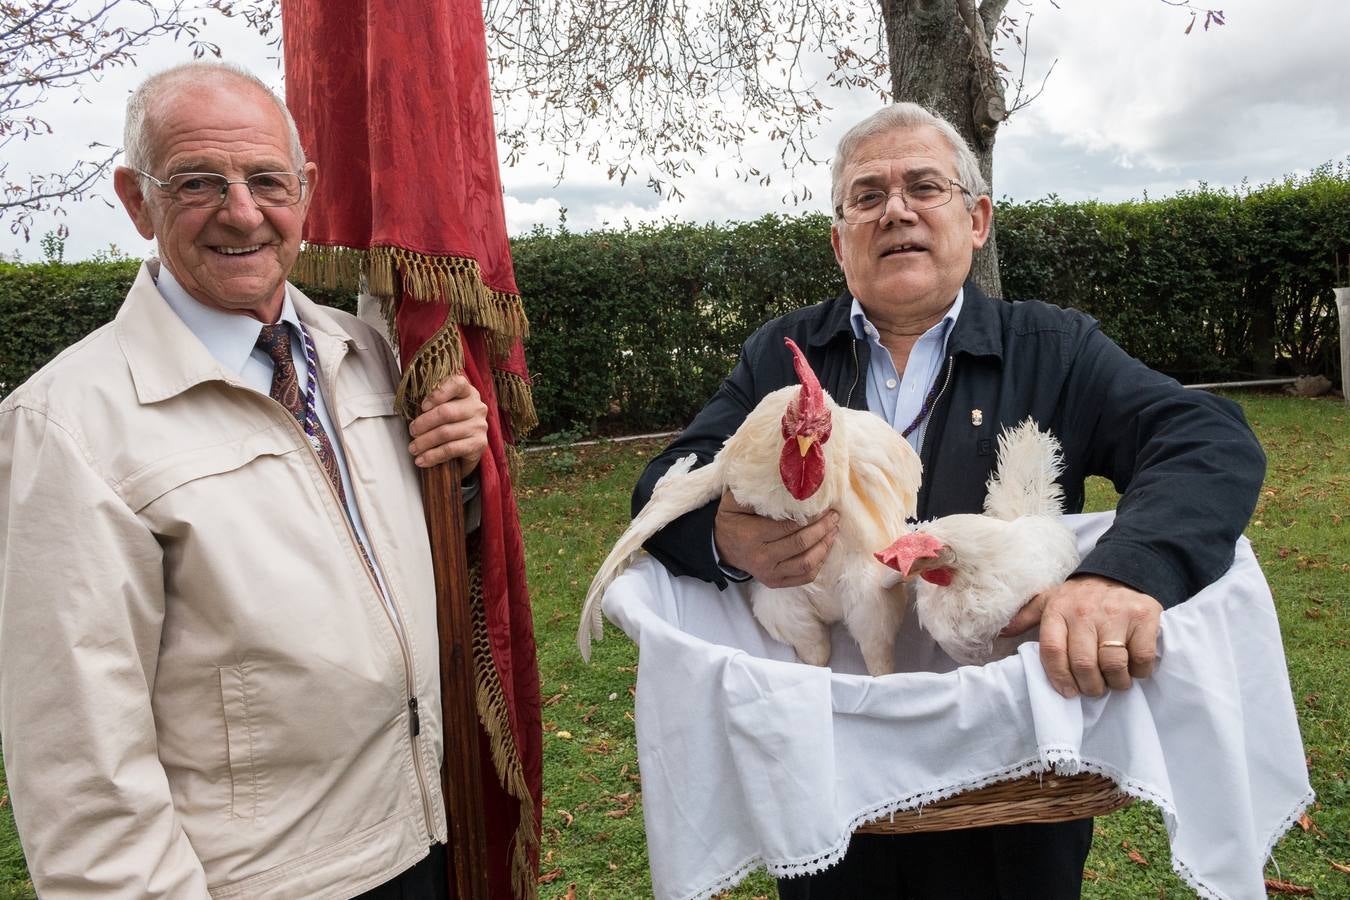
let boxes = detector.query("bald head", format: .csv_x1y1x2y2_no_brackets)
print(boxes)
123,61,306,179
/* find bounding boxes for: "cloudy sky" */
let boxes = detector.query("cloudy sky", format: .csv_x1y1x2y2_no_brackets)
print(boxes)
4,0,1347,261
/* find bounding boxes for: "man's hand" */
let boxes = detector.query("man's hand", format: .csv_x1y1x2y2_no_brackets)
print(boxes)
407,375,489,473
713,489,839,588
1001,575,1163,699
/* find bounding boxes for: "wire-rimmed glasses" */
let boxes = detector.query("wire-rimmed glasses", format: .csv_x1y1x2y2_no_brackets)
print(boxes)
837,178,971,224
136,170,307,208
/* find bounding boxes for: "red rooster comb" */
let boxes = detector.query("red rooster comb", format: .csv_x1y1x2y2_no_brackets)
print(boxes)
784,337,824,413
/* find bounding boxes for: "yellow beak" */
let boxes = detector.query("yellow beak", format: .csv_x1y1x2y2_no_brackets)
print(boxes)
796,434,815,457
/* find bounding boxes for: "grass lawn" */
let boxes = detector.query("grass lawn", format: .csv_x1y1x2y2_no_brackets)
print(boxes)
1,392,1346,898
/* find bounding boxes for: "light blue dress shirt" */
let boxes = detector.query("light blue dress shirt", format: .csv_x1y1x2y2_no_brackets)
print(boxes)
850,288,963,453
155,266,396,611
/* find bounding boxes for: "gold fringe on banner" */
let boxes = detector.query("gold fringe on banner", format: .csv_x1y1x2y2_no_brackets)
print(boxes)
492,369,540,439
296,243,536,439
469,553,540,900
292,244,368,291
395,323,465,422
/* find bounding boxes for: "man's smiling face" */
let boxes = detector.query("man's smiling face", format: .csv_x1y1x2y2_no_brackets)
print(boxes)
830,125,990,320
115,77,317,323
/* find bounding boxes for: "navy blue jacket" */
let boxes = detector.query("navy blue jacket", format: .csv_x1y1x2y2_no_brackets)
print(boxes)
633,282,1266,608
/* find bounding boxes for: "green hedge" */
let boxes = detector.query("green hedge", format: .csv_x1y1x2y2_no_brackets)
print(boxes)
996,164,1349,381
3,166,1346,435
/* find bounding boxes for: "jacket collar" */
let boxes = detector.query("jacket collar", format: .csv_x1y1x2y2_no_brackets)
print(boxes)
815,278,1003,359
116,260,363,405
944,279,1004,360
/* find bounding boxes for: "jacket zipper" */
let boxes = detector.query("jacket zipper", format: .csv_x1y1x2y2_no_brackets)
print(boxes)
847,338,862,408
918,355,955,465
274,369,439,842
327,413,439,842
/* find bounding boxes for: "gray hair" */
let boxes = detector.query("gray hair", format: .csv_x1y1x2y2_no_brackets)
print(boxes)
123,61,306,186
830,103,987,220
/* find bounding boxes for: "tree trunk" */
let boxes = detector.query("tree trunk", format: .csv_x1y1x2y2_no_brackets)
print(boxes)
879,0,1004,298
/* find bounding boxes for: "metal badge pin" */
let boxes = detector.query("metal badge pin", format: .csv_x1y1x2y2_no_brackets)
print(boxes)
971,408,983,426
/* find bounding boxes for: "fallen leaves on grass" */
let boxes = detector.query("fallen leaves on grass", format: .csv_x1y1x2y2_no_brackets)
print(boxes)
1264,878,1314,895
538,868,563,884
1121,840,1148,866
1331,860,1350,874
1297,812,1325,837
558,810,574,827
563,883,577,900
605,790,639,818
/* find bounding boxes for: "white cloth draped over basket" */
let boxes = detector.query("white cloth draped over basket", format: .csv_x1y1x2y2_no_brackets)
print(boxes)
601,512,1313,900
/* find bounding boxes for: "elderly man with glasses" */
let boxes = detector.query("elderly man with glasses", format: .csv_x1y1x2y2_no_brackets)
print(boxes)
0,62,489,897
633,102,1265,895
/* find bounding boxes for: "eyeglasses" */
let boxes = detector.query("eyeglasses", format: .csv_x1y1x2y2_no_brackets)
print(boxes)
136,169,307,208
837,178,971,224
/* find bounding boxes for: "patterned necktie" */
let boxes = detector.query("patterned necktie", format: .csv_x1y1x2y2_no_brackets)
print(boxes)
255,322,349,508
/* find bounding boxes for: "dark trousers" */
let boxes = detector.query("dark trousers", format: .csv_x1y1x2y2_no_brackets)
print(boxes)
355,844,450,900
777,819,1093,900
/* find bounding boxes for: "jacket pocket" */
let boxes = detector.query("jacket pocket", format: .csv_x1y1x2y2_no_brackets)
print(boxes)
335,391,397,430
120,426,302,513
219,664,260,820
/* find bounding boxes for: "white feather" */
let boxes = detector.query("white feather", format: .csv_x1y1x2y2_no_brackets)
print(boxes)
577,453,721,661
983,417,1066,521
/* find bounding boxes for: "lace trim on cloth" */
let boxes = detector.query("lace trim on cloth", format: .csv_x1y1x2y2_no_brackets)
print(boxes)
674,746,1315,900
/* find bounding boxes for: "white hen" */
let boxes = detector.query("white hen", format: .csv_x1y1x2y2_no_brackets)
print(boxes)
579,337,924,676
876,418,1081,666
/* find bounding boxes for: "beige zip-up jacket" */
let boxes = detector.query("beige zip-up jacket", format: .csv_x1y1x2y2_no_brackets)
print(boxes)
0,263,447,898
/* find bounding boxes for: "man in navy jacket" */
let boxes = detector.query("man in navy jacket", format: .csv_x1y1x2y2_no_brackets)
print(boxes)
633,102,1265,897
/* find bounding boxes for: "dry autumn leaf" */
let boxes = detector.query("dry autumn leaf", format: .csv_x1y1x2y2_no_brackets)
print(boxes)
1264,878,1314,895
538,867,563,884
1331,860,1350,875
563,883,577,900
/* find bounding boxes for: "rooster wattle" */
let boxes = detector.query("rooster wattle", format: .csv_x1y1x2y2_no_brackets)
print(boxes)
578,337,923,676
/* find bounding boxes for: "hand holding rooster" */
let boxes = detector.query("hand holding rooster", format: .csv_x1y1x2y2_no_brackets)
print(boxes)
714,491,841,588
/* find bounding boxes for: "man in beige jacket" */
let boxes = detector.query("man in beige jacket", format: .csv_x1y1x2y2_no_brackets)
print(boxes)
0,62,489,897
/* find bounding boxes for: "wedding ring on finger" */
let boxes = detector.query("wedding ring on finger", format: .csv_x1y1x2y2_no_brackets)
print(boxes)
1098,640,1128,650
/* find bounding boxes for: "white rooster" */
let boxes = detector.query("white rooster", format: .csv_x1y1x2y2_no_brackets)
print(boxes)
578,337,924,676
875,418,1081,666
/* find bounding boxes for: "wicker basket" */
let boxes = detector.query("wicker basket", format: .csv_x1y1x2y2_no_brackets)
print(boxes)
854,772,1132,834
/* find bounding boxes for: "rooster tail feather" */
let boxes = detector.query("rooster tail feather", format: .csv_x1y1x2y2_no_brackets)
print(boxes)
982,418,1067,521
577,455,723,660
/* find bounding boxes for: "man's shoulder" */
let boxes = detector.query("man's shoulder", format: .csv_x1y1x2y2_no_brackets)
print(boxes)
980,290,1100,338
0,320,125,419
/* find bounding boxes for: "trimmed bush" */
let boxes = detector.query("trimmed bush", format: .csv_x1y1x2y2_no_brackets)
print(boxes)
3,166,1346,435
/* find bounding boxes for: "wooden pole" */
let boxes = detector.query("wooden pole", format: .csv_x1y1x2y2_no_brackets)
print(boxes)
422,457,492,899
